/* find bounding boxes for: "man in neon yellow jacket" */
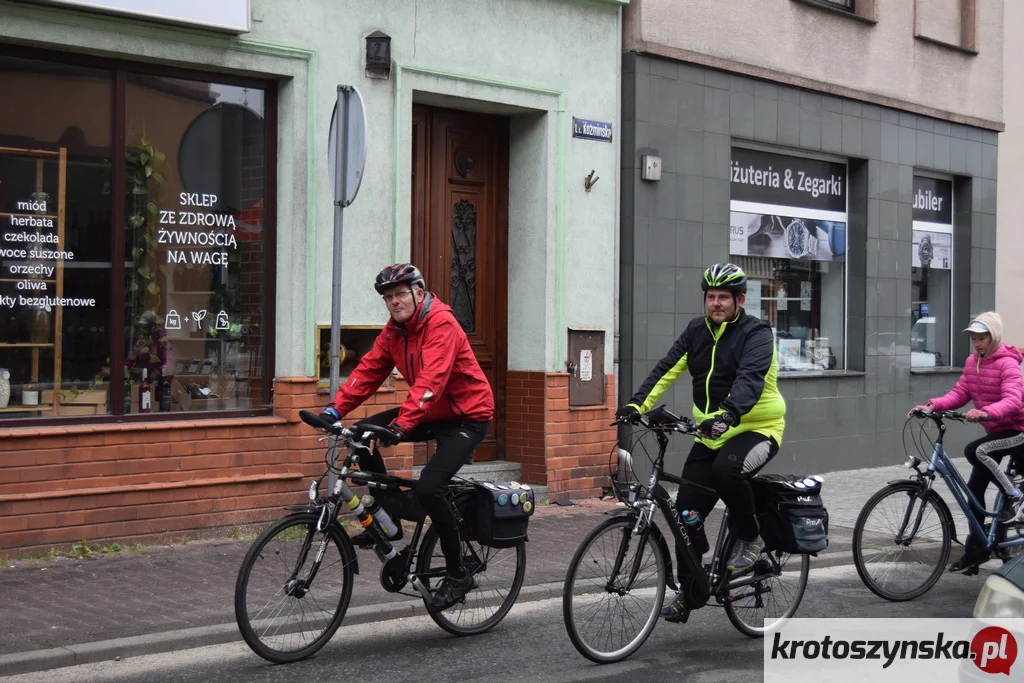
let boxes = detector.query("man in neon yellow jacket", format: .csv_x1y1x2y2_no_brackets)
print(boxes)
616,263,787,621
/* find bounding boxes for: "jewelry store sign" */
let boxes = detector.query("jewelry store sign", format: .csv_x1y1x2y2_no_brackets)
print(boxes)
20,0,251,34
729,147,848,263
912,175,953,270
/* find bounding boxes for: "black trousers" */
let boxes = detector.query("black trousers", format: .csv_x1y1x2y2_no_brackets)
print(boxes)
962,430,1024,553
354,408,488,573
676,432,779,545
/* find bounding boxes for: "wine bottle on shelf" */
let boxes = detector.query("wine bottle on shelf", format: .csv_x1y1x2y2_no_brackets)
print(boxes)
139,368,152,414
159,375,171,412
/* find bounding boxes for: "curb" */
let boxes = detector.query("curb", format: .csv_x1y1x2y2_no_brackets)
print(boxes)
0,552,855,677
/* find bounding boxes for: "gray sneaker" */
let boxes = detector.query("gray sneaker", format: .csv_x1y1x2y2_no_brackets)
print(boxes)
659,591,690,623
727,536,765,573
999,495,1024,525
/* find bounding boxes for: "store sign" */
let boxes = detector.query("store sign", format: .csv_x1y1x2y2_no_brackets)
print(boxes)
912,175,953,270
21,0,251,34
729,147,848,263
572,117,613,142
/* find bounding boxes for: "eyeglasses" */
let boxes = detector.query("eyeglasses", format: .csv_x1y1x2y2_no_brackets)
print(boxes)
381,290,414,302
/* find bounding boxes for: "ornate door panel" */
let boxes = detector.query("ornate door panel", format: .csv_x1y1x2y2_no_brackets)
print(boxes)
410,105,509,463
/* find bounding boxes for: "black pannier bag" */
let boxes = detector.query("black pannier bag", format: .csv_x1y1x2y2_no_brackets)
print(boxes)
749,474,829,555
475,481,536,548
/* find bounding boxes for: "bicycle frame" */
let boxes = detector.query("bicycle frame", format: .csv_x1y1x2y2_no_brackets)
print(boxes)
618,424,780,606
911,415,1024,553
295,439,478,605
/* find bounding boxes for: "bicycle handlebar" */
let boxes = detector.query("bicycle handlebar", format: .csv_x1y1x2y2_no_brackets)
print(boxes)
298,409,396,446
610,405,700,435
909,409,987,423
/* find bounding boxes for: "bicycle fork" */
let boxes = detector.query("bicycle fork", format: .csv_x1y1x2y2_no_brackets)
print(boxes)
895,487,933,545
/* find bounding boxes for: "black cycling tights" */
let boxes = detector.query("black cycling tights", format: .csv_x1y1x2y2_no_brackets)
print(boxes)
355,408,489,574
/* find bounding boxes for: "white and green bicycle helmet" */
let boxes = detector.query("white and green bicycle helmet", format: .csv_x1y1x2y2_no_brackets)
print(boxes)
702,262,747,295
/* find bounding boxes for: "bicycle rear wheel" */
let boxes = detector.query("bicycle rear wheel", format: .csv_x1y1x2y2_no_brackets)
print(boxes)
234,512,355,663
852,482,952,601
416,503,526,636
562,516,666,664
722,529,809,638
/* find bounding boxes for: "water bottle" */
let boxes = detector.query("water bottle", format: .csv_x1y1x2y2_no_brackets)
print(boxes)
681,509,710,556
362,495,400,539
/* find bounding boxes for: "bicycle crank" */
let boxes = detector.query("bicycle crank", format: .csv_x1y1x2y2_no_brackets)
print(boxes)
380,549,412,592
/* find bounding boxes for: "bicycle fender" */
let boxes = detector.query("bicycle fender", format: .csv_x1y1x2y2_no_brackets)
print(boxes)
883,479,960,546
603,508,678,592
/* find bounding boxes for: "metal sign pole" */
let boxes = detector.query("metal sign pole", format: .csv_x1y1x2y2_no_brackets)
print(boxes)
327,85,351,493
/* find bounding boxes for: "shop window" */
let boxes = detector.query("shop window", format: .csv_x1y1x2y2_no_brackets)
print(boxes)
729,147,847,373
0,57,113,418
0,51,273,422
911,175,954,369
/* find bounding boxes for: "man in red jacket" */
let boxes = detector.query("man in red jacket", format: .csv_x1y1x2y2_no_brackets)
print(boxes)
319,263,495,610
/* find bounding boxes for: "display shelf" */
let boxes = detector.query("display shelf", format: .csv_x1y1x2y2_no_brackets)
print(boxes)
0,404,51,413
0,212,58,220
0,145,67,417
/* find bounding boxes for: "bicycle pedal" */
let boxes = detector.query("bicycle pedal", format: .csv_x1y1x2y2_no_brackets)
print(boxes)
663,608,691,624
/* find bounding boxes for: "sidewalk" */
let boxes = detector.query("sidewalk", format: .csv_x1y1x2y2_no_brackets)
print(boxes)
0,459,975,675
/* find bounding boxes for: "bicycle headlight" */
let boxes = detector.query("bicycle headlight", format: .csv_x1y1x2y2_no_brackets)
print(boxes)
308,479,319,501
975,575,1024,619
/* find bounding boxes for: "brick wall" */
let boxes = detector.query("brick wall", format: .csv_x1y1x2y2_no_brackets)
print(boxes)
0,376,418,554
0,370,609,553
505,371,617,502
506,372,547,483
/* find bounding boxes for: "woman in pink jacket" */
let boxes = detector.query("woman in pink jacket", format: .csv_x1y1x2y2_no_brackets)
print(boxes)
911,311,1024,571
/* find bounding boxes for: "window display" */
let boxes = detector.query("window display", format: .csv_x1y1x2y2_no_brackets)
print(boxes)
730,146,847,372
911,175,954,368
0,51,272,421
0,57,113,417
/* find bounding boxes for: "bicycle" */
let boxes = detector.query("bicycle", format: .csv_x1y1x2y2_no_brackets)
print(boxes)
561,405,810,664
852,409,1024,602
234,410,527,663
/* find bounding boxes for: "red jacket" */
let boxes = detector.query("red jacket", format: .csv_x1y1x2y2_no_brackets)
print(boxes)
328,292,494,432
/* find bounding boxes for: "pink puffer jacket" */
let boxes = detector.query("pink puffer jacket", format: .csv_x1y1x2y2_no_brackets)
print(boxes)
930,343,1024,434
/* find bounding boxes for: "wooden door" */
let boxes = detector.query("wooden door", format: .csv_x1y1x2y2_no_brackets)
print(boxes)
411,105,509,463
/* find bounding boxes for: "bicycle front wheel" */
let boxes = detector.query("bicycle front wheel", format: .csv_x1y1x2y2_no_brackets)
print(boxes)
416,518,527,636
722,530,809,638
853,482,952,601
562,516,666,664
234,512,355,663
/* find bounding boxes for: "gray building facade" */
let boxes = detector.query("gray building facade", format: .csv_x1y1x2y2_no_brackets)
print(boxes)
619,52,1000,473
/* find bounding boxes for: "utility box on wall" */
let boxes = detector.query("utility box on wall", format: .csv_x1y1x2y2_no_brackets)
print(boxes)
567,329,606,407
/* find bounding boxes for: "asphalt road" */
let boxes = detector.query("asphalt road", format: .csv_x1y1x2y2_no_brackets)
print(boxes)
5,563,991,683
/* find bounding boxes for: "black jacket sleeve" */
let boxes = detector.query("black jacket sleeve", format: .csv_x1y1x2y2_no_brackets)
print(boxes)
628,323,692,412
720,322,774,421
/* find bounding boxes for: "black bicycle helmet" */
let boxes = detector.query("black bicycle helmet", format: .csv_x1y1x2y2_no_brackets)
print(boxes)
374,263,425,294
701,263,747,294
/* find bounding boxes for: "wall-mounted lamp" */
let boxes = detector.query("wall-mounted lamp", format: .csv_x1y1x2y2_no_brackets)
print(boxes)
366,30,391,79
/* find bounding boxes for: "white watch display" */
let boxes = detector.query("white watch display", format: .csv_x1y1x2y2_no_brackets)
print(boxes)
784,219,820,259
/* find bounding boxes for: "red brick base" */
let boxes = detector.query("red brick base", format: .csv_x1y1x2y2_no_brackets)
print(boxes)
0,371,615,552
506,372,616,502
